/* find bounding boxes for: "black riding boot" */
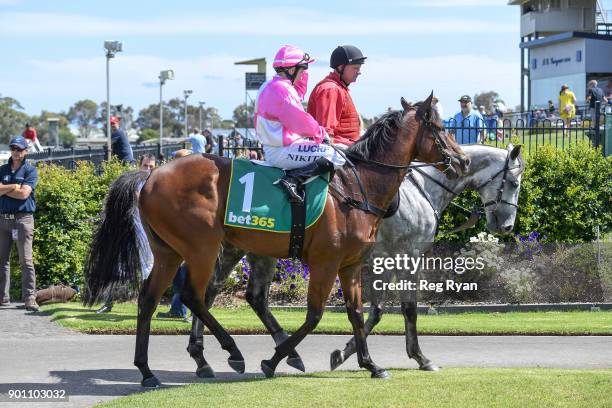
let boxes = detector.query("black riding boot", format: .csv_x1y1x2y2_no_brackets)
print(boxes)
277,157,335,204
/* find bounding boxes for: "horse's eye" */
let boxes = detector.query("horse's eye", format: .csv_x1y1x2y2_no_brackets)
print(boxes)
510,181,519,188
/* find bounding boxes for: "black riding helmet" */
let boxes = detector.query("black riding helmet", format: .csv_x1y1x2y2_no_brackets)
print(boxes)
330,45,367,69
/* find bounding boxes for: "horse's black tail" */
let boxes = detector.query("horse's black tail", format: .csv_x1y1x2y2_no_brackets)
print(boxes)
83,170,150,307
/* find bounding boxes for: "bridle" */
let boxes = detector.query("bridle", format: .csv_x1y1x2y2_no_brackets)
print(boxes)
408,150,522,233
327,108,456,217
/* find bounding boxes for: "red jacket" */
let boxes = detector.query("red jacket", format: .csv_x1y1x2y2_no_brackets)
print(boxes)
23,128,38,142
307,72,360,146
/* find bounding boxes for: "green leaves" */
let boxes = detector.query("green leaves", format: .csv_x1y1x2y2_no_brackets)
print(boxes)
33,159,131,288
439,143,611,243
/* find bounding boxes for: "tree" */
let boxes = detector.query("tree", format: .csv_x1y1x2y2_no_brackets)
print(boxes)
473,91,504,113
98,103,135,130
59,128,76,147
67,99,98,138
136,101,181,138
137,128,159,144
0,95,29,143
30,110,70,146
232,101,255,128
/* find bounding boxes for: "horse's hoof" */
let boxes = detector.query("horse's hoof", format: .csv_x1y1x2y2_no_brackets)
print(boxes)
228,358,245,374
261,360,276,378
196,364,216,378
371,370,391,380
420,362,440,372
141,376,162,388
286,355,305,372
330,349,344,371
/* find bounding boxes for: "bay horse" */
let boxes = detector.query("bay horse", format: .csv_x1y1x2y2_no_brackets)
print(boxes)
186,144,523,377
84,94,469,387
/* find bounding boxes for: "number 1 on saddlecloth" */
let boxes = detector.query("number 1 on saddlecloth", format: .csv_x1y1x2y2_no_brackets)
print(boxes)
239,172,255,213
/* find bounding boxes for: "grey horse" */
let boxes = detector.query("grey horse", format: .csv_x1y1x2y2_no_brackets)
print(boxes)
186,144,524,377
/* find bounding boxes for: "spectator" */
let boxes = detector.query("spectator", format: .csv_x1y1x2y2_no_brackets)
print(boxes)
558,84,576,136
534,109,547,123
96,154,157,314
0,137,39,311
547,100,556,117
110,116,134,162
185,128,207,154
450,95,486,144
478,105,487,118
307,45,366,147
156,263,188,320
586,80,608,122
22,123,43,152
202,129,214,154
604,81,612,100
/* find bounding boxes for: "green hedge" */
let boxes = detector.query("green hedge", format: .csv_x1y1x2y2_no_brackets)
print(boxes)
16,143,612,290
32,159,130,287
438,142,611,243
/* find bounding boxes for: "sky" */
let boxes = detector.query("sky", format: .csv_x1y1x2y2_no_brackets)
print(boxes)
1,0,611,121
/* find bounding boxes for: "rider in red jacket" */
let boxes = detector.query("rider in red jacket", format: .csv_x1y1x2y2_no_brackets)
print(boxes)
307,45,366,147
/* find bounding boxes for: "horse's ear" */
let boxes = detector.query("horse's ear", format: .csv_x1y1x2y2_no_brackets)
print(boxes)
400,97,410,112
510,145,522,160
416,91,434,119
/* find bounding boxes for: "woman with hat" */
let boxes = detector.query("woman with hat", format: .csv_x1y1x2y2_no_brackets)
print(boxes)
558,84,576,136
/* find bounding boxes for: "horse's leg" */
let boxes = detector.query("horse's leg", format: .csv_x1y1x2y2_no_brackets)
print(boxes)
339,264,389,379
401,299,439,371
187,243,246,378
181,250,245,374
245,254,305,372
134,248,182,388
330,296,385,370
260,264,337,378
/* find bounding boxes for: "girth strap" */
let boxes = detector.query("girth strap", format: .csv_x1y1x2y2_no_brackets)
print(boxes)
288,184,306,259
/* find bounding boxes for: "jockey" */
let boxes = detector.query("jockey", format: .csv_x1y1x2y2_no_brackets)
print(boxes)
254,44,345,204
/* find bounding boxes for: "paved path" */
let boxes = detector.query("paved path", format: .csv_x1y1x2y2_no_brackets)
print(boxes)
1,305,611,407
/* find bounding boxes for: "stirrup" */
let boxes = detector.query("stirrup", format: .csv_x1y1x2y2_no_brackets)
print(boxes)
278,179,305,204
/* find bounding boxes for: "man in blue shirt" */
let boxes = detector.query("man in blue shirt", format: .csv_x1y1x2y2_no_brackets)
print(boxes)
450,95,486,144
110,116,134,162
0,136,39,311
185,128,208,154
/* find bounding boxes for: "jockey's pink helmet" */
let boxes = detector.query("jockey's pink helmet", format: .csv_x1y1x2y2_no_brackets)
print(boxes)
272,45,315,68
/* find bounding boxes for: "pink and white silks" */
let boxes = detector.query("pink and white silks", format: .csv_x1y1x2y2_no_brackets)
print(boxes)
254,45,346,170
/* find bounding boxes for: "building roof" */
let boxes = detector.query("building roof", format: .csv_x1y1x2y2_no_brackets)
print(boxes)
520,31,612,49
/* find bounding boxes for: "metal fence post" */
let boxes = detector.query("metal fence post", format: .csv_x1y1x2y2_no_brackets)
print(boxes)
218,136,224,157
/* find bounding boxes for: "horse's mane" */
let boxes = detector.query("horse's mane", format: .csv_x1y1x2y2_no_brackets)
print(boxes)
347,110,405,160
347,100,438,161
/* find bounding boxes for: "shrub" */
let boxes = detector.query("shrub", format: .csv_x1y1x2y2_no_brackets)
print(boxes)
32,159,130,288
438,142,611,243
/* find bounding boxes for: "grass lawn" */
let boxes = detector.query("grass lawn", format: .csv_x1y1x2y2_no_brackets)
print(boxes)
483,131,591,158
99,368,612,408
41,303,612,335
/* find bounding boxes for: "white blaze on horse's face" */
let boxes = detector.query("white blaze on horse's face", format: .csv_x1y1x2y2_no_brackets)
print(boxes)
480,144,524,235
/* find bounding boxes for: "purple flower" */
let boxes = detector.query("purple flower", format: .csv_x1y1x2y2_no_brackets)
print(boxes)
289,283,296,290
337,288,343,298
290,274,296,280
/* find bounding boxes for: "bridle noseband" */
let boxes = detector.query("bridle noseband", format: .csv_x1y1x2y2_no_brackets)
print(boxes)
408,149,523,233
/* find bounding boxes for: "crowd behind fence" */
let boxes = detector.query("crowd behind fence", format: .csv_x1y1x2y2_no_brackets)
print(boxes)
26,110,609,170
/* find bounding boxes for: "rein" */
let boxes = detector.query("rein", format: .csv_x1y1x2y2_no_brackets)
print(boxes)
407,150,522,234
325,111,453,217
